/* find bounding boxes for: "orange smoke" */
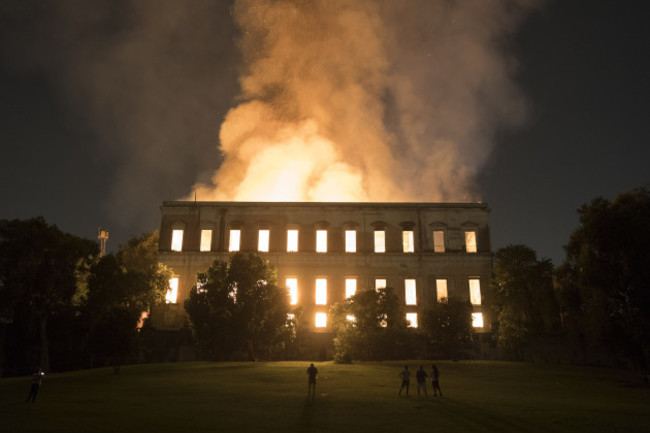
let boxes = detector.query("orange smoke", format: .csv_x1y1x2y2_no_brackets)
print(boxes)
191,0,539,203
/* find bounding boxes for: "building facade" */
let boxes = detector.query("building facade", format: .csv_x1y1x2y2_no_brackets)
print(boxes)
154,201,493,345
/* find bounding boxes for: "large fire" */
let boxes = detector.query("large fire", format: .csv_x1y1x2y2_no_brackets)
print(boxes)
190,0,536,203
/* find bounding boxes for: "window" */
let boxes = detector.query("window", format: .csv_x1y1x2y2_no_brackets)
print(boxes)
465,231,477,253
166,277,179,304
345,230,356,253
229,229,241,252
436,279,448,302
469,279,481,305
315,312,327,328
402,231,414,253
406,313,418,328
316,230,327,253
345,278,357,299
286,278,298,305
200,229,212,252
405,279,417,305
287,229,299,252
346,315,356,322
433,230,445,252
375,278,387,291
196,277,207,294
315,278,327,305
258,229,270,252
287,313,295,322
374,230,385,253
171,229,184,252
472,312,484,328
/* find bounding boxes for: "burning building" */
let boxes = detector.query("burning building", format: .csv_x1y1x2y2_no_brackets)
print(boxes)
153,200,493,353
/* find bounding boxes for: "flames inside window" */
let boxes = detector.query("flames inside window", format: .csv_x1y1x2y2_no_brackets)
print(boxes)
286,278,298,305
345,230,356,253
345,278,357,298
229,229,241,252
287,229,299,252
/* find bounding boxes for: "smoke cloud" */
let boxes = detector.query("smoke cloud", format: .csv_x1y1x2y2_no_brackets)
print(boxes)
193,0,540,203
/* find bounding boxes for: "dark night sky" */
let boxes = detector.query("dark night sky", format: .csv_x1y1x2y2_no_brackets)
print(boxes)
1,1,648,264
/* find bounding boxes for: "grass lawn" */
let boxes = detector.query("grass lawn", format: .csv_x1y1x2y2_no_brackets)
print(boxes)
1,361,648,433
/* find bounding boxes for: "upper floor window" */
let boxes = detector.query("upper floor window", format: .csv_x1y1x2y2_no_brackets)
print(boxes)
229,229,241,252
171,229,184,252
166,277,179,303
315,278,327,305
436,279,448,301
345,230,356,253
374,230,386,253
433,230,445,252
375,278,387,292
469,278,481,305
345,278,357,299
286,278,298,305
316,230,327,253
465,231,477,253
200,229,212,252
258,229,270,252
405,279,417,305
287,229,299,252
402,231,414,253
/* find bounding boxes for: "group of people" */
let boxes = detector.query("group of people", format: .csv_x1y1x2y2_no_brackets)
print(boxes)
398,364,442,397
306,363,443,398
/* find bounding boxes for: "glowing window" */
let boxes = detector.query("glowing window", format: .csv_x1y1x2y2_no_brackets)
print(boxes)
375,278,387,292
346,315,356,322
469,279,481,305
402,231,414,253
345,278,357,299
316,230,327,253
166,277,179,304
229,229,241,252
436,279,448,302
374,230,385,253
433,230,445,252
287,229,299,252
472,312,484,328
315,278,327,305
345,230,356,253
315,312,327,328
286,278,298,305
258,229,270,252
465,231,477,253
171,229,183,252
196,278,207,294
406,313,418,328
405,279,417,305
200,229,212,252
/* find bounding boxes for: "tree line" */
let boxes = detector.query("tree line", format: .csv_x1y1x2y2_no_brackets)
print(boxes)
2,187,649,378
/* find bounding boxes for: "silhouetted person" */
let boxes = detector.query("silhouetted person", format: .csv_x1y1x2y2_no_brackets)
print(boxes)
25,368,44,403
307,363,318,398
431,364,442,397
416,365,428,397
398,365,411,396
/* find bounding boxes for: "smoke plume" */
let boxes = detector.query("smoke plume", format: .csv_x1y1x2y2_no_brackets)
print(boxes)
193,0,540,203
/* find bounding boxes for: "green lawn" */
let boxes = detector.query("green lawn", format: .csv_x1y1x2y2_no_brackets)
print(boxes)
1,361,648,433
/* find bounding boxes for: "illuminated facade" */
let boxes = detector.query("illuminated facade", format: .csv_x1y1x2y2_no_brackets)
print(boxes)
153,201,493,345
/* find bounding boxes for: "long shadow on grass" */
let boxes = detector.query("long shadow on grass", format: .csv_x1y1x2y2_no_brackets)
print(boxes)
299,396,332,432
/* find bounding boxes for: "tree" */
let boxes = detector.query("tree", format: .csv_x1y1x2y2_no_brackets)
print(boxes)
491,245,560,359
421,298,473,360
0,218,97,374
556,188,650,376
184,253,292,361
331,287,409,362
83,231,171,371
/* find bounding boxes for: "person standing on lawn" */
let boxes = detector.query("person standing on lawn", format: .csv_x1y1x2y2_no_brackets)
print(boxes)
307,363,318,398
416,365,428,397
431,364,443,397
398,365,411,396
